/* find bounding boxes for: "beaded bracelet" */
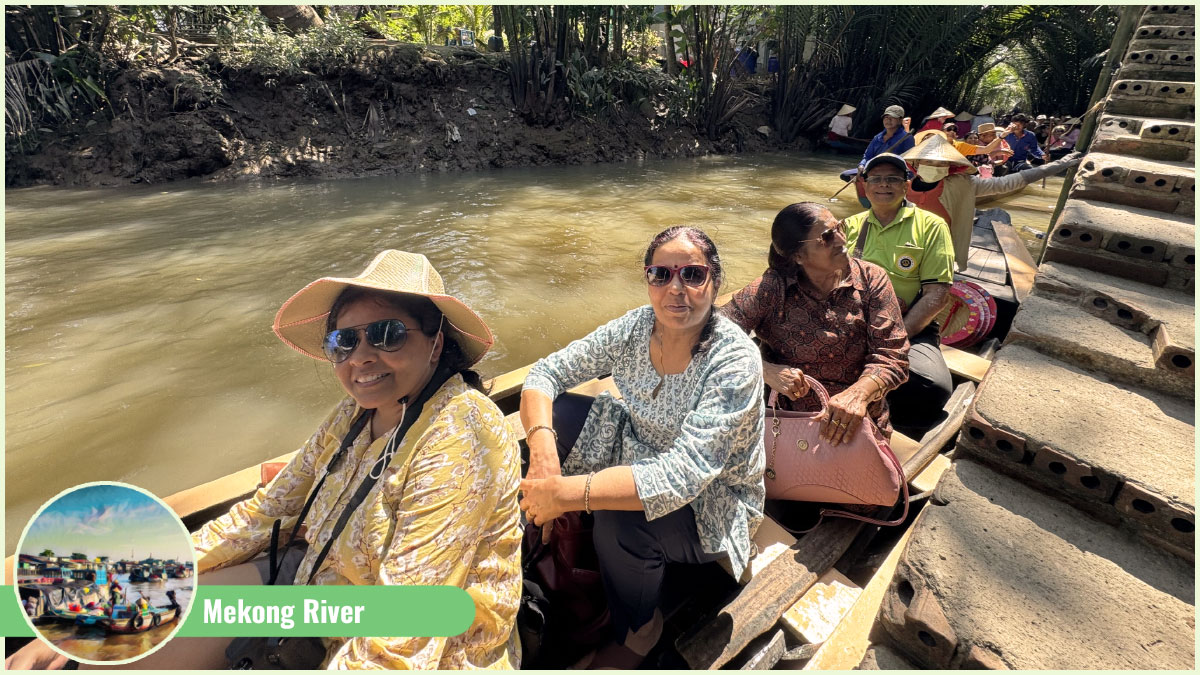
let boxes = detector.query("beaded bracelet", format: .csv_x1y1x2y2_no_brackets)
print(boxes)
584,472,595,514
526,425,558,442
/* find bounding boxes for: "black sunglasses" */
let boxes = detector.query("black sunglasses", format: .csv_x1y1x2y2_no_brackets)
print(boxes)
644,264,711,287
323,319,409,363
799,220,846,246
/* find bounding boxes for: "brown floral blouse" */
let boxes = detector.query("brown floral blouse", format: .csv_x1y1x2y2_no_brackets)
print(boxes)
722,258,910,433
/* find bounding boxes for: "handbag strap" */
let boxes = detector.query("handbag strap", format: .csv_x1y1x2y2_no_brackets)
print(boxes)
766,375,829,411
266,410,371,585
303,364,455,586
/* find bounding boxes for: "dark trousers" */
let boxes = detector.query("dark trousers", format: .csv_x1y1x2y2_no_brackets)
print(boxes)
549,393,721,643
887,325,953,439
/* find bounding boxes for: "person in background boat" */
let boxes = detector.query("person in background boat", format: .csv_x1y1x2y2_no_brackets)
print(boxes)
518,227,765,669
941,122,1003,159
903,132,1084,270
976,123,1015,177
0,250,524,671
918,106,954,133
723,202,909,442
841,105,915,183
971,104,996,133
1003,113,1046,172
1047,119,1080,159
842,153,954,439
952,111,973,138
828,104,856,141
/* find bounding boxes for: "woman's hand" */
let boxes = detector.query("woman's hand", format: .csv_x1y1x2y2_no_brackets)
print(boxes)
5,640,69,670
820,382,873,446
764,362,810,401
520,475,570,527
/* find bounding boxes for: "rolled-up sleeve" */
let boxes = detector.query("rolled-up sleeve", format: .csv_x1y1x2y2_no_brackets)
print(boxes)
860,263,910,392
629,348,764,519
523,309,637,399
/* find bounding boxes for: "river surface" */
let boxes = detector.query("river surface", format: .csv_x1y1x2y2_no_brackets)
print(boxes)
5,151,1065,550
32,574,192,663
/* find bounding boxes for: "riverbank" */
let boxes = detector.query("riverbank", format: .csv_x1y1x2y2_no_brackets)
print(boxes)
5,44,804,188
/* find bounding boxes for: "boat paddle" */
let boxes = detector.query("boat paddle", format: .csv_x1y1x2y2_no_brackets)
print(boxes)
828,130,913,203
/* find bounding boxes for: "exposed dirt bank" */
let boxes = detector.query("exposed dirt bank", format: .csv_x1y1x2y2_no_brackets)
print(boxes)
6,44,808,188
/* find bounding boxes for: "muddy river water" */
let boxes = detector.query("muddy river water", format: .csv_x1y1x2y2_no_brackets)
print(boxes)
5,151,1065,549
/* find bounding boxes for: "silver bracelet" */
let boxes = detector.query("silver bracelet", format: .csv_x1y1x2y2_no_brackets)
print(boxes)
584,472,595,514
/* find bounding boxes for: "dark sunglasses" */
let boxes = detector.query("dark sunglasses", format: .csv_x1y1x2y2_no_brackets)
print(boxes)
323,319,409,363
799,220,846,246
644,264,711,287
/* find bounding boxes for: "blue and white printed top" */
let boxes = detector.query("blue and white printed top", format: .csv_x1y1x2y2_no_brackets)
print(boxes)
523,305,766,579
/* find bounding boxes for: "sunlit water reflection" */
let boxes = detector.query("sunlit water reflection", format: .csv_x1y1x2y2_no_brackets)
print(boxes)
5,151,1063,549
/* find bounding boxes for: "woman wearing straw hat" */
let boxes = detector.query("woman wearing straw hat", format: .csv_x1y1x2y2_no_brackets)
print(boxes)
166,251,522,668
518,227,764,668
903,132,1082,269
828,103,857,140
918,106,955,133
971,104,996,133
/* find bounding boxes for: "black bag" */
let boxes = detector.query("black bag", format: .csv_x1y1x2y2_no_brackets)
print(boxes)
226,367,451,670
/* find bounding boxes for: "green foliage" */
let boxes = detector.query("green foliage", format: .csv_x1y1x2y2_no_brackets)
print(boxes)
217,11,368,75
365,6,492,47
973,59,1028,114
1001,6,1119,114
566,53,678,117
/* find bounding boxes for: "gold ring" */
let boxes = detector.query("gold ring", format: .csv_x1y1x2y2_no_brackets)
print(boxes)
837,420,848,427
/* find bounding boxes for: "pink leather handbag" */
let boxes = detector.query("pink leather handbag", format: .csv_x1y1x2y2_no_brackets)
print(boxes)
763,376,908,526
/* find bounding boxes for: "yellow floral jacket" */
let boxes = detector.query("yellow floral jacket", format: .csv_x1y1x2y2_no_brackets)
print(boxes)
192,375,523,669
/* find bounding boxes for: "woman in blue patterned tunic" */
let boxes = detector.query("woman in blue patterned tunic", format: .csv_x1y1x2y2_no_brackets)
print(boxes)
518,226,765,668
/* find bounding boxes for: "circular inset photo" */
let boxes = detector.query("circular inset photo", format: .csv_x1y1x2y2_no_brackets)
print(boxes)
14,482,194,665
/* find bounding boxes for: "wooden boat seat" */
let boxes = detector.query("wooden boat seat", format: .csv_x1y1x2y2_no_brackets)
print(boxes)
260,462,287,488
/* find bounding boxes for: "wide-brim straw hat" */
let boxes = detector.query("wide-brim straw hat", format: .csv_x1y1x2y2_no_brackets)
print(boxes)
273,250,494,365
923,106,954,120
837,104,857,116
977,104,994,115
953,111,974,121
903,133,976,172
976,122,997,134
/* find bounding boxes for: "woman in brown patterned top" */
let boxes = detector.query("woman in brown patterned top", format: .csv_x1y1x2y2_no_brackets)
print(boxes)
723,202,910,443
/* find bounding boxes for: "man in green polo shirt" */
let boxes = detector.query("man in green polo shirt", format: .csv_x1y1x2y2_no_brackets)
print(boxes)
843,152,954,438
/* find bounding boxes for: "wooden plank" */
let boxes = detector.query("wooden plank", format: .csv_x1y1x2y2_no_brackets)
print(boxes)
940,344,990,383
965,246,1008,284
781,568,863,644
485,364,532,402
739,629,789,670
802,510,922,670
164,450,296,520
910,453,952,495
991,219,1038,304
504,377,620,442
720,515,798,582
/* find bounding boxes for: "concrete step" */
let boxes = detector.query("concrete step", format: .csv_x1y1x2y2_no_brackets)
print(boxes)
1140,5,1196,27
957,344,1195,555
1092,113,1194,161
1107,79,1195,119
1007,293,1193,399
1034,261,1194,362
876,458,1194,669
1132,23,1197,44
1043,198,1193,290
1070,152,1194,216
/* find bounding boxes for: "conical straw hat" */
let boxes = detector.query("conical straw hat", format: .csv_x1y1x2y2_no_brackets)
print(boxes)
977,104,994,115
902,133,974,168
273,250,494,365
923,106,954,120
837,104,857,116
1065,117,1081,125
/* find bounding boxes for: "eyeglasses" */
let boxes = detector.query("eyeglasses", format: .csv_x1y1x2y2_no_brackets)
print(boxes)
323,319,409,363
865,175,907,186
799,220,846,245
644,264,711,287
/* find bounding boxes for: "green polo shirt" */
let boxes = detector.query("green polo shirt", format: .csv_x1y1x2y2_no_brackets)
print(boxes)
843,202,955,307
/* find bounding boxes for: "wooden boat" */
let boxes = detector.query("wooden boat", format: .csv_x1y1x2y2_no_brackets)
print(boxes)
157,217,1027,668
823,133,870,155
76,594,181,634
47,606,106,624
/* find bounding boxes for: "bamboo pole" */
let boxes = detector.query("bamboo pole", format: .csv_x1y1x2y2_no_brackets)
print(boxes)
1036,4,1141,265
